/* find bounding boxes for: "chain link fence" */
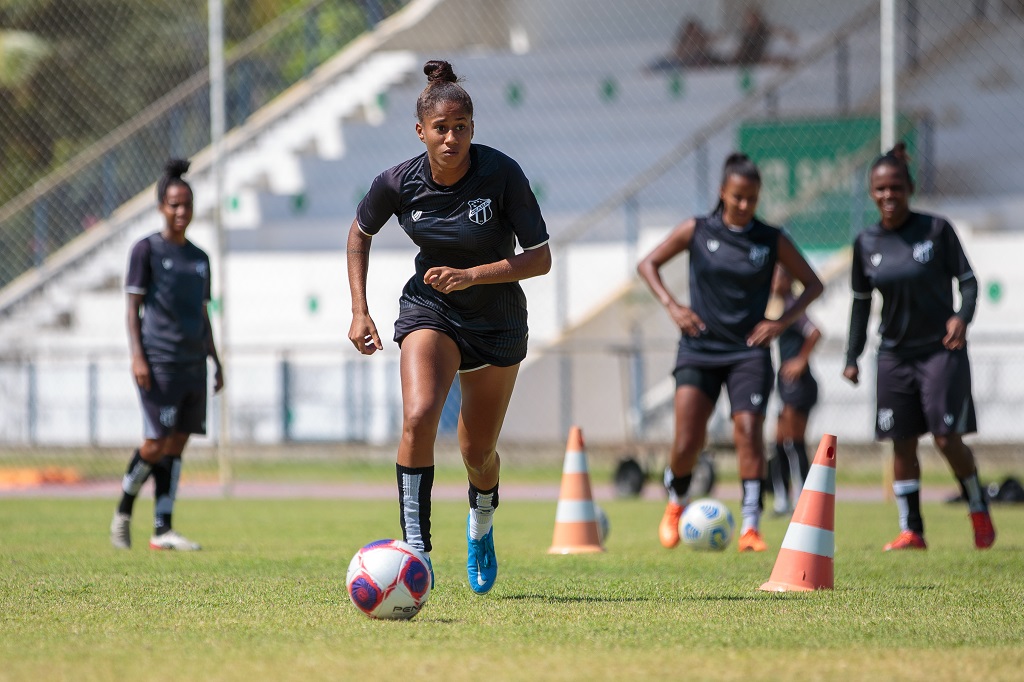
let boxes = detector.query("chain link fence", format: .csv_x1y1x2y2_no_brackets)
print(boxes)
1,0,1023,486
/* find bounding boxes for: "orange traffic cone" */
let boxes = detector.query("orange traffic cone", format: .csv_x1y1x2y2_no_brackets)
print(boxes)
549,426,605,554
760,434,837,592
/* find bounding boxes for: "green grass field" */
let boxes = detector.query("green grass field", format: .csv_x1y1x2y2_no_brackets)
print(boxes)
1,487,1022,682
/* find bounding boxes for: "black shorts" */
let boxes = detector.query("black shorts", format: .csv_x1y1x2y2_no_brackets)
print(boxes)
777,370,819,414
874,348,977,440
138,364,208,439
673,353,774,416
393,304,527,373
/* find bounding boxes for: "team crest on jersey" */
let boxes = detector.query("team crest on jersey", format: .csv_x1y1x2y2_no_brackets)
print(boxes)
160,406,178,428
748,245,770,268
913,240,934,264
878,408,894,432
943,413,954,427
707,239,720,252
468,198,492,225
196,262,208,278
750,393,763,407
162,258,173,270
870,253,882,267
411,210,423,222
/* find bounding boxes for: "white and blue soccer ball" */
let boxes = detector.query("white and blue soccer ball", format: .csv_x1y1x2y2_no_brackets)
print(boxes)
346,539,432,620
679,498,735,551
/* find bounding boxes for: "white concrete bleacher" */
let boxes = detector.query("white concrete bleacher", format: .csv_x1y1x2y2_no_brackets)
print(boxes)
6,0,1024,446
234,43,766,251
222,50,419,231
0,1,891,446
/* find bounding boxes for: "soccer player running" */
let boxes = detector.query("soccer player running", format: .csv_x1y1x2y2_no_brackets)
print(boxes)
768,264,821,516
637,153,822,552
346,60,551,593
843,142,995,551
110,159,224,551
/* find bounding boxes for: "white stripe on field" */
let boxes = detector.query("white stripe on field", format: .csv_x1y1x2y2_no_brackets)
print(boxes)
802,463,836,495
561,450,590,474
555,499,597,523
781,522,834,558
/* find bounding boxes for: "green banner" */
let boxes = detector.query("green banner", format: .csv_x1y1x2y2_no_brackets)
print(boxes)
739,115,918,252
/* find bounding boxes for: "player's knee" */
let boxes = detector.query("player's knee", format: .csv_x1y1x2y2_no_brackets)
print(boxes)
462,446,498,477
934,433,967,459
401,408,440,442
139,440,165,463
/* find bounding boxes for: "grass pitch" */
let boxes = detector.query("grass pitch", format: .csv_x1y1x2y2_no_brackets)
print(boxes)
1,490,1022,682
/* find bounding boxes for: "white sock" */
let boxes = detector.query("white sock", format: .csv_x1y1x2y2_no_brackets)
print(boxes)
468,491,495,540
892,479,921,532
740,479,762,534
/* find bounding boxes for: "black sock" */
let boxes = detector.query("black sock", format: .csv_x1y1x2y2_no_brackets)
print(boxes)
770,442,791,500
893,479,924,535
664,468,693,504
468,481,500,510
790,440,810,484
117,449,151,516
957,473,989,513
152,457,173,535
397,464,434,553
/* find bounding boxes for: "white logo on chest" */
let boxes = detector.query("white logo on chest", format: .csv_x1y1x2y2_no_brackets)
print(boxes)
468,198,492,225
196,262,208,278
870,253,882,267
707,239,720,252
162,258,173,270
749,245,770,268
913,240,934,264
411,210,423,222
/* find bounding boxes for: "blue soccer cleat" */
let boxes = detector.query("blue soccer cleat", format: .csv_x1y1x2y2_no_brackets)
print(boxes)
466,514,498,594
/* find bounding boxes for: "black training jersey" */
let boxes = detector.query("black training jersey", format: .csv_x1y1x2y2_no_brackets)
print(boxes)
125,233,212,365
778,292,818,363
679,213,781,364
851,211,974,357
356,144,549,339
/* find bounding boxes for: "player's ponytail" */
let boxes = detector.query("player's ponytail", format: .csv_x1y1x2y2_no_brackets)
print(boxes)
714,152,761,213
416,59,474,122
157,158,192,204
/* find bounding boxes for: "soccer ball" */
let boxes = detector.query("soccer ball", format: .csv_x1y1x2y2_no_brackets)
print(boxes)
679,498,735,551
346,539,432,620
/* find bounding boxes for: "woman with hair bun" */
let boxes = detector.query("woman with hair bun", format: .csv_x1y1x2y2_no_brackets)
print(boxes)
844,142,995,551
110,159,223,551
637,152,822,553
346,60,551,594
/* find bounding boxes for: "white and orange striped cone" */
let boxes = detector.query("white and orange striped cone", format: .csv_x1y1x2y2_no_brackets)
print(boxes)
549,426,605,554
759,433,837,592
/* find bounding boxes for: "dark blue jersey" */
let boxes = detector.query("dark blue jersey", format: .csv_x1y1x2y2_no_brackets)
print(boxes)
851,212,974,357
356,144,548,342
125,233,211,365
678,213,781,365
